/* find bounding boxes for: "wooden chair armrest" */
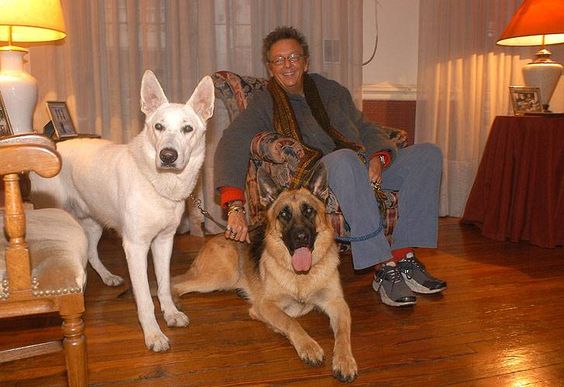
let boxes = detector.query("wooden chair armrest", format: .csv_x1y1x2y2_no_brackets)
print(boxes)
0,142,61,178
0,133,55,149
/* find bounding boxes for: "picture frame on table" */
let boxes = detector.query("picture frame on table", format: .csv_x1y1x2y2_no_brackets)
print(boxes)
509,86,543,115
46,101,79,140
0,90,13,137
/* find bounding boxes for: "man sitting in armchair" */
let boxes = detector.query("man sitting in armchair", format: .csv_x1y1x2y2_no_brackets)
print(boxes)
214,26,446,307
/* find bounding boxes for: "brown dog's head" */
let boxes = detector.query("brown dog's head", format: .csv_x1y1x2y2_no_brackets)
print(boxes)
259,165,334,273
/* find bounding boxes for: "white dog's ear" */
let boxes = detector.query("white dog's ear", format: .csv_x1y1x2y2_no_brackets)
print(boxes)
140,70,169,117
187,75,215,123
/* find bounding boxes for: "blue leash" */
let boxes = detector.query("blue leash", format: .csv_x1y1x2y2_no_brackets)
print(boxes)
335,223,383,243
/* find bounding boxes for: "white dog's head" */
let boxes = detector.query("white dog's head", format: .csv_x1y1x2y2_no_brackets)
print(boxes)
140,70,214,171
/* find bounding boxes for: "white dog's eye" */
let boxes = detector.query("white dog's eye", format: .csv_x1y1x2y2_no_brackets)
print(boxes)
155,123,164,131
182,125,193,134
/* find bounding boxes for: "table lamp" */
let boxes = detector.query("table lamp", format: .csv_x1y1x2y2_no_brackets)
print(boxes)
0,0,66,134
497,0,564,112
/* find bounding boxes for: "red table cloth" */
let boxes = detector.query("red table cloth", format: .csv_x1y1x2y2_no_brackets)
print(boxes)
462,115,564,248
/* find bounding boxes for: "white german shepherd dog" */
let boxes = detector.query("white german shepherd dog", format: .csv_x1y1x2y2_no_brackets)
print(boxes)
30,70,214,352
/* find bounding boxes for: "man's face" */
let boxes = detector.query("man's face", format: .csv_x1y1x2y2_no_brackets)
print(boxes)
267,38,309,94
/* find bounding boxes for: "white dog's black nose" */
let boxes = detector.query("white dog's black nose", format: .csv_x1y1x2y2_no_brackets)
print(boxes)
159,148,178,165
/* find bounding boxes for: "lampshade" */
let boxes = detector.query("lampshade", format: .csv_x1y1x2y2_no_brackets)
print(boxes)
0,0,67,44
497,0,564,112
0,0,67,134
497,0,564,46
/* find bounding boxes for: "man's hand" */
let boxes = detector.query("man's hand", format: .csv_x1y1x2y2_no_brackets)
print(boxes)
225,201,250,243
368,156,384,185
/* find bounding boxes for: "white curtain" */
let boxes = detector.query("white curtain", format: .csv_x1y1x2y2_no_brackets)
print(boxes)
29,0,363,139
416,0,564,217
27,0,363,234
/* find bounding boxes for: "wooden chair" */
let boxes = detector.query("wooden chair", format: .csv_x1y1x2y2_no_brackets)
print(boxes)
0,134,88,386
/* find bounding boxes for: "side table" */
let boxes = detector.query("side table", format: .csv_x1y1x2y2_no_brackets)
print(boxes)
461,115,564,248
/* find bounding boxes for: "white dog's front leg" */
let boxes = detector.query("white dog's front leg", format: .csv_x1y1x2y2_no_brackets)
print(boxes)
123,239,170,352
151,233,190,328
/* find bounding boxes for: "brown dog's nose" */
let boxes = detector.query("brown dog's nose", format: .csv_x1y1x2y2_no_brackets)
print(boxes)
160,148,178,164
290,227,312,250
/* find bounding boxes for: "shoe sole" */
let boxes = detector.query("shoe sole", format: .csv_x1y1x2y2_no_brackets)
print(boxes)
402,274,446,294
372,280,416,307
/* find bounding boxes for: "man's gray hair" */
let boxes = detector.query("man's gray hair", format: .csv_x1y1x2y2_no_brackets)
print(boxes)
262,26,309,64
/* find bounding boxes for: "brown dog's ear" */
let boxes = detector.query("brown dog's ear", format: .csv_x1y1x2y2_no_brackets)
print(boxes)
257,168,283,207
140,70,169,117
187,75,215,123
306,163,329,203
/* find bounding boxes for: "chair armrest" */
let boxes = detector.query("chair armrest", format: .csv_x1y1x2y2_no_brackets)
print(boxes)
0,137,61,178
380,125,409,149
250,132,303,164
0,133,55,149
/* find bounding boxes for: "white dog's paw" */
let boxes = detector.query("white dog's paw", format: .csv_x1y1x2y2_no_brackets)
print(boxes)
145,331,170,352
164,310,190,327
101,273,124,287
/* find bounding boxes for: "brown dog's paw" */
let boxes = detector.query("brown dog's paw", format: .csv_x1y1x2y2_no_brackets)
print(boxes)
296,337,325,367
332,352,358,383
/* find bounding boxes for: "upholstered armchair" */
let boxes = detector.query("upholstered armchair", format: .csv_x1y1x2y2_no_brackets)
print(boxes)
0,134,88,386
210,71,408,241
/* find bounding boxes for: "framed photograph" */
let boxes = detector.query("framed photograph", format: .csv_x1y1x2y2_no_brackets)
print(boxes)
509,86,543,115
46,101,78,140
0,90,13,137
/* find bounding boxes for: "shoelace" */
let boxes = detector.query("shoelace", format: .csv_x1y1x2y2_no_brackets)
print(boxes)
376,265,402,284
401,256,427,273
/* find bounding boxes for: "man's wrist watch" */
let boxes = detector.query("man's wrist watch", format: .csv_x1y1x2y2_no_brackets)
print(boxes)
227,201,245,217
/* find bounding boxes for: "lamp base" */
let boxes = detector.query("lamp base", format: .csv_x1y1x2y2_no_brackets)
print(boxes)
522,48,563,112
0,49,37,134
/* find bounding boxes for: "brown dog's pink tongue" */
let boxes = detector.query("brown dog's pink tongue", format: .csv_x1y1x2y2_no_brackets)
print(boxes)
292,247,312,272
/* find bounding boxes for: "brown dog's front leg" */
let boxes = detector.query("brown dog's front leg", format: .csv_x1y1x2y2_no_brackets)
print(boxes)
250,301,325,366
322,298,358,382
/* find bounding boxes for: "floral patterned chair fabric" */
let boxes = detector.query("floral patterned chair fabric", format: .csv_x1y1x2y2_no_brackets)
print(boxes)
211,71,408,242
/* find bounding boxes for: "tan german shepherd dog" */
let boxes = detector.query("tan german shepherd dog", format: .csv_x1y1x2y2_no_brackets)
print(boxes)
173,166,357,382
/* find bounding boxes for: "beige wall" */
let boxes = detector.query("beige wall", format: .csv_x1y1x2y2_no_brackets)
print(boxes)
362,0,419,101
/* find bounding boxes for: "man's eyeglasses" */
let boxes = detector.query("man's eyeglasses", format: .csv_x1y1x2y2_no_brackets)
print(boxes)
269,53,306,67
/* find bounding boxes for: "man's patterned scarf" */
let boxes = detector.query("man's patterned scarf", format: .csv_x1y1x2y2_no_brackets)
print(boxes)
267,73,365,189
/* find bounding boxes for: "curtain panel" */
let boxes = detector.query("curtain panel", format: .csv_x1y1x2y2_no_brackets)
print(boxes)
416,0,564,217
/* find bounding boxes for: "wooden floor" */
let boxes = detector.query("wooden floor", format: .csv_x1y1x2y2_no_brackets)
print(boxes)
1,217,563,386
